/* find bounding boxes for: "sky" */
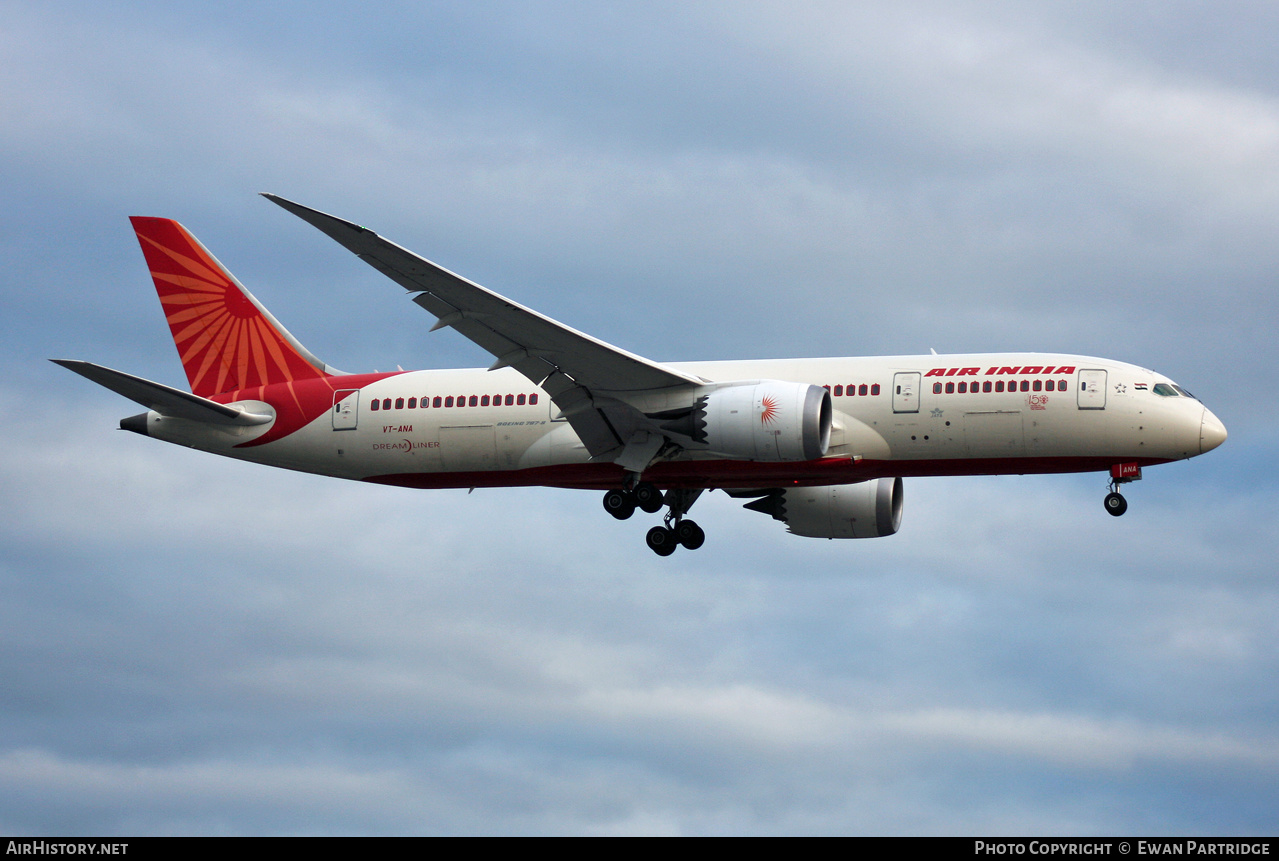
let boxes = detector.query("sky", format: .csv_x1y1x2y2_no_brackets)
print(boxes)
1,0,1276,835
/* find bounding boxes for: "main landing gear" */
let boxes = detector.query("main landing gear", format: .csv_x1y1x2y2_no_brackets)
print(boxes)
603,481,705,555
1104,462,1142,517
602,481,662,519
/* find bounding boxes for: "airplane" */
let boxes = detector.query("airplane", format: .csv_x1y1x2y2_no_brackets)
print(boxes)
55,195,1228,556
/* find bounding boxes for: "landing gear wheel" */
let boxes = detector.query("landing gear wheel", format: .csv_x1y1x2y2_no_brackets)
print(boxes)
634,482,664,514
1104,492,1128,517
603,489,636,520
674,519,705,550
646,525,678,556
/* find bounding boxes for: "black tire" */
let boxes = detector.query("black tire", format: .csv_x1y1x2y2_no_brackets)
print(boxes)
1104,492,1128,517
646,525,677,556
634,481,664,514
675,519,705,550
603,489,636,520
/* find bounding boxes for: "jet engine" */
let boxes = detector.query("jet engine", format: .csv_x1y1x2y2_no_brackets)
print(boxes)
654,381,832,462
743,477,904,538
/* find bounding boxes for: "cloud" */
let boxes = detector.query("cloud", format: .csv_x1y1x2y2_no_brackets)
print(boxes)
2,1,1277,835
4,401,1277,833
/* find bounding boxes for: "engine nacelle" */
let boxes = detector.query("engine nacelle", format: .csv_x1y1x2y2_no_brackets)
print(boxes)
669,380,831,462
744,477,904,538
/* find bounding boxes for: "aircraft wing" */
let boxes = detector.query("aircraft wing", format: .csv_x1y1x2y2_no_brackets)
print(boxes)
263,194,703,462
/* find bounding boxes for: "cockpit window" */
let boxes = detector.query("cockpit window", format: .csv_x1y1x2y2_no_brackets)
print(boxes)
1152,383,1179,397
1172,385,1197,400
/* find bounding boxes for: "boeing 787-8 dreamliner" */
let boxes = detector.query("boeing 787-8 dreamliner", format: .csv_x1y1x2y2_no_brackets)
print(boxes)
56,196,1227,555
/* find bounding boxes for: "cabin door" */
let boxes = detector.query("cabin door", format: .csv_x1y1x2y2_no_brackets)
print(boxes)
1077,370,1108,410
892,372,920,413
332,389,360,430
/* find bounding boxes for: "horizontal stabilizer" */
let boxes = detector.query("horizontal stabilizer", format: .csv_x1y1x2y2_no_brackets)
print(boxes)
52,360,272,426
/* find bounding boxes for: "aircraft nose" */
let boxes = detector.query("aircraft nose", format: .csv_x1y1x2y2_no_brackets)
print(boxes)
1200,407,1227,454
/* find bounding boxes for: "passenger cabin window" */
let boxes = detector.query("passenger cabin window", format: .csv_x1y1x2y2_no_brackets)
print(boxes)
361,391,543,410
922,378,1079,396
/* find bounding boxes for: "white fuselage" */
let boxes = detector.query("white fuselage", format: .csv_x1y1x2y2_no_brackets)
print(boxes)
138,352,1225,492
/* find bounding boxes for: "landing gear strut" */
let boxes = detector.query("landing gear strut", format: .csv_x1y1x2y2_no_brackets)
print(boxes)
604,483,706,555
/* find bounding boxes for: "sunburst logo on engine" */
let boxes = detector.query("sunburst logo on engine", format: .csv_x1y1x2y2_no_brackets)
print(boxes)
760,395,779,424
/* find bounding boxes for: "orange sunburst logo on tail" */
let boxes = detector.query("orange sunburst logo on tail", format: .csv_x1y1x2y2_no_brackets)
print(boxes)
760,395,779,424
130,216,328,398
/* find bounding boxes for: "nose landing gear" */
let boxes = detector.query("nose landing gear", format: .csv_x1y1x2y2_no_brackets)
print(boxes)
1104,462,1141,517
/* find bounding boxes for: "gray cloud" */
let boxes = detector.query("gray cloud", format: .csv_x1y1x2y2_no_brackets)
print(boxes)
2,1,1275,835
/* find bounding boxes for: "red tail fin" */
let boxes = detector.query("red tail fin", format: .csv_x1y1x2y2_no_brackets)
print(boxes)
130,216,330,397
